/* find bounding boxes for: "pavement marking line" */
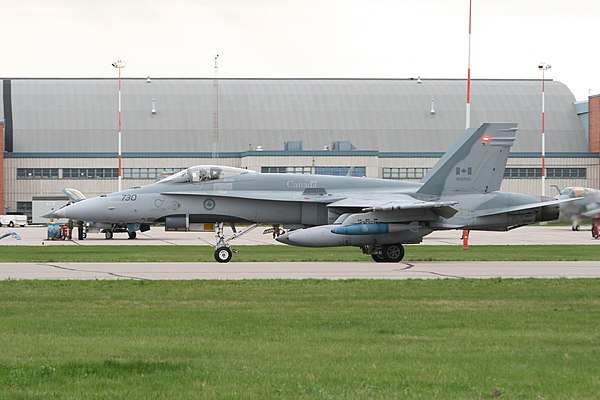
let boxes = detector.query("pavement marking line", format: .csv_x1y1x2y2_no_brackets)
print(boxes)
394,262,415,271
41,263,150,281
415,270,467,279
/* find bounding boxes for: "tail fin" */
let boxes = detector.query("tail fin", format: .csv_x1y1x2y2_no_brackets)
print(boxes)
417,122,518,196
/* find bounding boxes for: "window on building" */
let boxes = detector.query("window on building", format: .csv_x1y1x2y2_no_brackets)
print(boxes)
17,167,187,180
123,168,186,179
262,166,313,174
17,168,59,179
315,166,366,177
382,167,430,180
17,202,32,215
62,168,118,179
547,168,587,179
504,167,586,179
261,166,365,176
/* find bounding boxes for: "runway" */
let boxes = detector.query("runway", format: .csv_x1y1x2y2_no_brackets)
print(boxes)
1,261,599,280
2,225,599,281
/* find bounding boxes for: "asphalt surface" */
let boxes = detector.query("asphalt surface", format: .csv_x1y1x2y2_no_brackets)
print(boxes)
1,261,599,280
1,225,599,280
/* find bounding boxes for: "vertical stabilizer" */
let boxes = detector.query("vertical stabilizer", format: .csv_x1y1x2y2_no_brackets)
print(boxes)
417,122,518,196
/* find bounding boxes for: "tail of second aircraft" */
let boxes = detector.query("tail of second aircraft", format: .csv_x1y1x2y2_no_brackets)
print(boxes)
417,122,518,196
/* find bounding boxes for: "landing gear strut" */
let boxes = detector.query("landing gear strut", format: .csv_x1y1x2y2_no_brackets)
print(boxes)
592,222,599,240
365,244,405,263
212,222,262,263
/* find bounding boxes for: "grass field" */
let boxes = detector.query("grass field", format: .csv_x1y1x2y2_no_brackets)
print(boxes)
1,279,599,399
1,244,600,262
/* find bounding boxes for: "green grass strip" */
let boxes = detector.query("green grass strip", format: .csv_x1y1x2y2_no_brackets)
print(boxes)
1,244,599,262
1,279,599,399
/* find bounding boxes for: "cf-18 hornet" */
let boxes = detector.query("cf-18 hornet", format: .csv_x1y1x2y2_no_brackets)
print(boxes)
553,186,600,236
47,122,568,263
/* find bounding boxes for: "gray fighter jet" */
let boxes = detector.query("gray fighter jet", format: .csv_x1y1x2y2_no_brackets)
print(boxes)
62,188,149,239
47,122,567,263
554,186,600,234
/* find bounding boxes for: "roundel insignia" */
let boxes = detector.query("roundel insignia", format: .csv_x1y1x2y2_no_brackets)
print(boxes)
203,198,216,210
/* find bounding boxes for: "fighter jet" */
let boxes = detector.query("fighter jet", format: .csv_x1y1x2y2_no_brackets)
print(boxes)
47,122,567,263
553,186,600,234
62,188,149,239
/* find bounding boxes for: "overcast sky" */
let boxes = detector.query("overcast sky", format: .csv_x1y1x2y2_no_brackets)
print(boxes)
1,0,598,101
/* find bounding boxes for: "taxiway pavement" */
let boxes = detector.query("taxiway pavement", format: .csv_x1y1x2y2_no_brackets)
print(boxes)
1,261,599,280
2,225,598,281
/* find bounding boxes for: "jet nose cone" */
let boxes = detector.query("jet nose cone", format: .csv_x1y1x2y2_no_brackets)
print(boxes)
42,208,67,219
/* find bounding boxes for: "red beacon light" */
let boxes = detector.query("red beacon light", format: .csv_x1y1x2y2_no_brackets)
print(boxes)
482,135,491,143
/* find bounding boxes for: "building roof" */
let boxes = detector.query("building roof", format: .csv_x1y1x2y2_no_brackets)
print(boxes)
0,78,586,153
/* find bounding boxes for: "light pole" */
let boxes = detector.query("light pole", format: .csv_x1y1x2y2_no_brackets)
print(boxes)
539,62,551,198
112,59,126,192
462,0,473,250
213,54,219,159
465,0,472,130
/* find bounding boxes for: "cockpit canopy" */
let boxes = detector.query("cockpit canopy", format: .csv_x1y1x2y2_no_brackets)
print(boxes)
560,187,598,198
158,165,255,184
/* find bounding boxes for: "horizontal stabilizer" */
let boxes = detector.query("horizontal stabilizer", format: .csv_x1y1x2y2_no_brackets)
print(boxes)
477,197,579,217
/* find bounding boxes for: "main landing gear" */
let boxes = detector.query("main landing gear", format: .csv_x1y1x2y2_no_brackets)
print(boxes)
363,244,405,263
213,222,263,263
102,223,139,240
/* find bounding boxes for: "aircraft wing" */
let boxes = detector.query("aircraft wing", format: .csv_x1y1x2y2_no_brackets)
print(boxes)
165,190,459,218
476,198,578,217
327,195,459,219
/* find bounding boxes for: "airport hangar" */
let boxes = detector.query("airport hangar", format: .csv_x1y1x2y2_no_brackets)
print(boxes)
1,77,599,220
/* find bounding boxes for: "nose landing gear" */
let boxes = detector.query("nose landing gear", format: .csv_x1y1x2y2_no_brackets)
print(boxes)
212,222,262,263
214,246,233,263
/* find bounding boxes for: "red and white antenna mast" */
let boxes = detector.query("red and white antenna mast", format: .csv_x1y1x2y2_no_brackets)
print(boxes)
112,59,126,192
539,62,551,197
465,0,472,129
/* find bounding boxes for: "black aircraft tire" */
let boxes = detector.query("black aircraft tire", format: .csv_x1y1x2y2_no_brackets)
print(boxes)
215,247,233,263
371,253,386,263
128,231,137,239
105,231,113,240
382,244,405,263
8,221,14,227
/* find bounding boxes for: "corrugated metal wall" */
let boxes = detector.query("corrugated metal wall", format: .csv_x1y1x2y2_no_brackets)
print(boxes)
6,78,587,153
